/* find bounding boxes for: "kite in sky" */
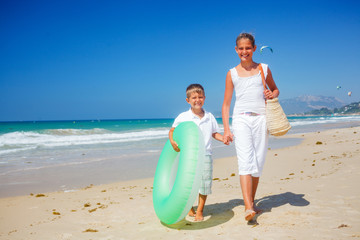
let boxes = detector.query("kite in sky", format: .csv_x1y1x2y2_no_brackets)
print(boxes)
260,46,273,53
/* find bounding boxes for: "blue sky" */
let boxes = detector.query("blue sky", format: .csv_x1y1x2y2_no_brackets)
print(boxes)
1,0,359,121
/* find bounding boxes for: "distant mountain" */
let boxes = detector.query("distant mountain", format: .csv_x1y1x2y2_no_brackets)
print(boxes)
304,101,360,115
279,95,346,115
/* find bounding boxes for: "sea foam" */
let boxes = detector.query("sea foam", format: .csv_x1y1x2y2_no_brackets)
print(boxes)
289,115,360,126
0,128,169,155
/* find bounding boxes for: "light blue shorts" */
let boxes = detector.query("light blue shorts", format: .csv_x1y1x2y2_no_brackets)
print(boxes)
199,155,213,195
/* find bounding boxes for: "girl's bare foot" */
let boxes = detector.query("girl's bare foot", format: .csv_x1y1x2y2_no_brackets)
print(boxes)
188,207,196,217
245,209,256,221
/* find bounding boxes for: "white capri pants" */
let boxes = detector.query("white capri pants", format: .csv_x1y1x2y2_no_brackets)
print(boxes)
232,115,268,177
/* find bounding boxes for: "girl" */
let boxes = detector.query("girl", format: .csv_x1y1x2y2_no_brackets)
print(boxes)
222,33,279,221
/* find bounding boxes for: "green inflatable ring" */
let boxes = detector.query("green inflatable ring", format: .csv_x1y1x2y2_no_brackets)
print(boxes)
153,121,205,225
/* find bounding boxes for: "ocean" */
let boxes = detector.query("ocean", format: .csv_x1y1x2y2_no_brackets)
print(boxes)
1,115,360,197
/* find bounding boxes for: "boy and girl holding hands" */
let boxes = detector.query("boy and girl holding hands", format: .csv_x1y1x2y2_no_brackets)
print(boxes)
169,33,279,222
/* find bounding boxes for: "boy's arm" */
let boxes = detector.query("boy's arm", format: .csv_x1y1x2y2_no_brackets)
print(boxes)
169,127,180,152
212,132,229,145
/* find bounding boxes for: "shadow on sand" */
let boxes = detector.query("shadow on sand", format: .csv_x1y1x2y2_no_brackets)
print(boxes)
249,192,310,225
162,191,310,229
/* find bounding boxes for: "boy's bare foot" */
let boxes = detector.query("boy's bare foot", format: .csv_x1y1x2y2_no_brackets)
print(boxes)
195,211,204,221
245,209,256,221
188,207,196,217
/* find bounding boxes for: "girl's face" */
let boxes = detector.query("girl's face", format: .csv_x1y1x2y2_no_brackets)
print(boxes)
235,38,256,62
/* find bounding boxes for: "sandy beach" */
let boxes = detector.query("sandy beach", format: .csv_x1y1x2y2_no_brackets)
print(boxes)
1,126,360,240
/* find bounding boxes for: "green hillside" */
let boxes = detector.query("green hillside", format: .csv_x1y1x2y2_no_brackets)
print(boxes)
304,101,360,115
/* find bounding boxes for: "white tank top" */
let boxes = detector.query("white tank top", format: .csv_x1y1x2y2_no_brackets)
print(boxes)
230,63,268,119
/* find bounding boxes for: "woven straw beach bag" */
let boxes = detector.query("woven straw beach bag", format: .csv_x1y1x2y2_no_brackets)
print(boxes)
265,98,291,136
259,64,291,136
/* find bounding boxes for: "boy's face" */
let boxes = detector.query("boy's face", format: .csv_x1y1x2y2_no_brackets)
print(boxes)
186,92,205,110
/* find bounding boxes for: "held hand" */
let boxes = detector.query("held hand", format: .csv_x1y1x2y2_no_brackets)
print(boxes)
264,89,274,99
223,131,234,145
170,141,180,152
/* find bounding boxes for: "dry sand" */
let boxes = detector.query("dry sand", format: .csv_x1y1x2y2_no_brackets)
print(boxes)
1,126,360,240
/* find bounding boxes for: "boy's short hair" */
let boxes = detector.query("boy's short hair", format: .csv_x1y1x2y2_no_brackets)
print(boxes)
186,84,205,98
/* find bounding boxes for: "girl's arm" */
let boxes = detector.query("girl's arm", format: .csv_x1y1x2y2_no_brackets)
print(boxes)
212,132,230,145
221,71,234,144
264,67,280,99
169,127,180,152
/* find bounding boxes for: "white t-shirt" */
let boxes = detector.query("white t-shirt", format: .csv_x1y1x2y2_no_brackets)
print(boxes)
172,109,220,155
230,63,268,119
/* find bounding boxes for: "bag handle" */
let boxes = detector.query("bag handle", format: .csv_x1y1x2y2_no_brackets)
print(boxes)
258,63,268,91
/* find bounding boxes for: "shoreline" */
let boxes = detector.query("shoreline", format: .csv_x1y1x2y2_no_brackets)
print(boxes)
0,136,304,199
0,132,304,199
1,120,360,199
1,118,360,199
1,126,360,239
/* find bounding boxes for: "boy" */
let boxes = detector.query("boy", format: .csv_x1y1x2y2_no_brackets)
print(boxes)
169,83,227,221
